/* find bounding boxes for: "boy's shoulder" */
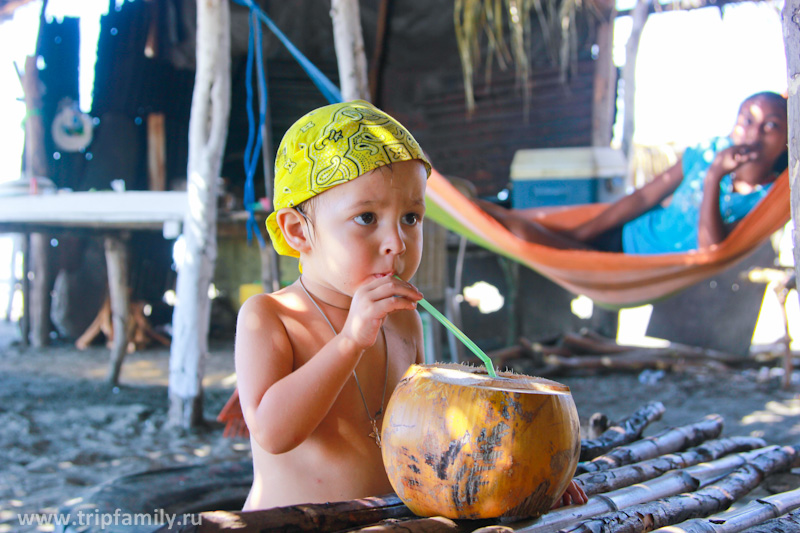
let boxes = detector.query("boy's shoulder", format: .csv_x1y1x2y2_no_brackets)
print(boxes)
237,285,301,329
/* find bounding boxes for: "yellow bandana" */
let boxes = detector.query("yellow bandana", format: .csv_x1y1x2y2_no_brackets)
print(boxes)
266,100,431,258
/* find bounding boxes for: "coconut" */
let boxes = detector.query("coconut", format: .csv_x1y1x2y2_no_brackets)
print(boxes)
381,363,580,519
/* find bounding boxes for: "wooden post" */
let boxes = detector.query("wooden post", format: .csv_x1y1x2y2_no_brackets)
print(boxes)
22,53,52,348
147,112,167,191
251,14,281,293
168,0,231,428
104,235,130,384
620,0,649,162
783,0,800,311
19,234,30,345
29,233,51,347
591,0,617,149
330,0,370,102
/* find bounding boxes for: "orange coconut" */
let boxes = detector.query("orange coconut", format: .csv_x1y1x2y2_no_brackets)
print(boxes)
381,363,580,519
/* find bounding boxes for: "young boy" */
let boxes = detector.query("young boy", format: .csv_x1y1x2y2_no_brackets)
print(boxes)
235,100,587,511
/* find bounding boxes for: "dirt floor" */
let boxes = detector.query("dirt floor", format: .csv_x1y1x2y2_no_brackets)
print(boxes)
1,319,800,533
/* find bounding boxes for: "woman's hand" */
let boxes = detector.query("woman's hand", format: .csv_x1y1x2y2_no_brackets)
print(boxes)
341,275,422,350
707,143,760,184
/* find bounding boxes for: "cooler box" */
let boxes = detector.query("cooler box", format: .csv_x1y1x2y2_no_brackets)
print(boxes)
510,147,627,208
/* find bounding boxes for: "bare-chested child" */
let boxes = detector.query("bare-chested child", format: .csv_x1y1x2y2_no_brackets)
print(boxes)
235,100,587,511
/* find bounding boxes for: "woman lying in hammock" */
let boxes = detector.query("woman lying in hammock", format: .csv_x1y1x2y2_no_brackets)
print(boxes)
478,91,788,254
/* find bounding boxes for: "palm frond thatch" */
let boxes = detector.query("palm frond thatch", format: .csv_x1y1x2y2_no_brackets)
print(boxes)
454,0,589,115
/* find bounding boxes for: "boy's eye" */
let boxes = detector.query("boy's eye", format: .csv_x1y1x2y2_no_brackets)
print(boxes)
402,213,422,226
354,213,376,226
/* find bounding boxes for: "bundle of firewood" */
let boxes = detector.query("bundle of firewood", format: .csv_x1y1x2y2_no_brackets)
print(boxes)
162,402,800,532
480,329,756,376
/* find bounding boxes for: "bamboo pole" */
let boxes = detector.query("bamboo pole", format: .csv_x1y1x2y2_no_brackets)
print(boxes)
652,487,800,533
577,437,767,496
580,401,665,461
562,446,796,533
739,507,800,533
577,415,724,474
509,446,779,533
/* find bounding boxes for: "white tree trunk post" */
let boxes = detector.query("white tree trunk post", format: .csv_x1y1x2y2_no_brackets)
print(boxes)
331,0,370,102
168,0,231,428
783,0,800,286
784,0,800,287
620,0,649,166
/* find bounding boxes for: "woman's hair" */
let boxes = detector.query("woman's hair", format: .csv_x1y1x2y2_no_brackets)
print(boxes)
741,91,787,115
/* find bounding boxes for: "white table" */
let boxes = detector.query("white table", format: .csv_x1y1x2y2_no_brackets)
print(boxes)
0,191,188,383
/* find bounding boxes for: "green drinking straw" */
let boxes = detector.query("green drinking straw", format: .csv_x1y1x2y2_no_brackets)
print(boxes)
416,296,497,378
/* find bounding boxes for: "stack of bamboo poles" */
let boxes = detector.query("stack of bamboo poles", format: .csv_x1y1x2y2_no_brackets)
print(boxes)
163,402,800,532
483,329,757,376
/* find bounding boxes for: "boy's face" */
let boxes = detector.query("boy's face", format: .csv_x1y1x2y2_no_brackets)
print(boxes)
731,96,787,168
300,159,428,296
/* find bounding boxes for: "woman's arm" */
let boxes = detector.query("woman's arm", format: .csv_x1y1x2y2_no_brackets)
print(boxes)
697,144,760,248
567,160,685,242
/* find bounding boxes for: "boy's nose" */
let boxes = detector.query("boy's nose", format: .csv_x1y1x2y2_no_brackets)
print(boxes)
381,225,406,255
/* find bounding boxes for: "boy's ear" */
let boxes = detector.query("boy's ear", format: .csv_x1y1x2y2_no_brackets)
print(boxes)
276,208,312,254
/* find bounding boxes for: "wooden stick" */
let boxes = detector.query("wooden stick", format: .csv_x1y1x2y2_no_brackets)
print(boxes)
562,332,633,355
544,350,731,373
576,415,724,475
349,516,463,532
160,494,415,533
508,446,778,533
577,437,767,496
562,446,796,533
652,487,800,533
737,507,800,533
575,329,745,366
580,402,665,461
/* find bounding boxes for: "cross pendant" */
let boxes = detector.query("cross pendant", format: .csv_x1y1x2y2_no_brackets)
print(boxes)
369,419,382,448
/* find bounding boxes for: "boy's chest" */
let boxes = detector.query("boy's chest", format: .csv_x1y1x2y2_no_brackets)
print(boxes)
293,319,417,408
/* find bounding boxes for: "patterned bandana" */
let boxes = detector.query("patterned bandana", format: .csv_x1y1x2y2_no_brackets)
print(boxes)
266,100,431,258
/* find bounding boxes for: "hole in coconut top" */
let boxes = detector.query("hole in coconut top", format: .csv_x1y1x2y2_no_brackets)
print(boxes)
415,364,571,395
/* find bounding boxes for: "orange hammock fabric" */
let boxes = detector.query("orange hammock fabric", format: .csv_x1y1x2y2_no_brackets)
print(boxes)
217,168,790,435
425,168,791,309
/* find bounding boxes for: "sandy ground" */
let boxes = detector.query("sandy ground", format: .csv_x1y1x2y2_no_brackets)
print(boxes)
1,319,800,533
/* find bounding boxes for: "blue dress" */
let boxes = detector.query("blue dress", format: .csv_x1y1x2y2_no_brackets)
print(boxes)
621,137,770,255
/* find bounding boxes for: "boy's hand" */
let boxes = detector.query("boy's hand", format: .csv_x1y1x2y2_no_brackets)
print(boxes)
551,480,588,509
341,275,423,350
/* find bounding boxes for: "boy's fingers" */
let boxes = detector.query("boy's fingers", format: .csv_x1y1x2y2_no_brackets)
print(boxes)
364,278,423,301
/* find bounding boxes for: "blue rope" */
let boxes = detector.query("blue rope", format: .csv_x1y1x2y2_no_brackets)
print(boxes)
242,9,266,247
232,0,343,105
236,0,344,249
